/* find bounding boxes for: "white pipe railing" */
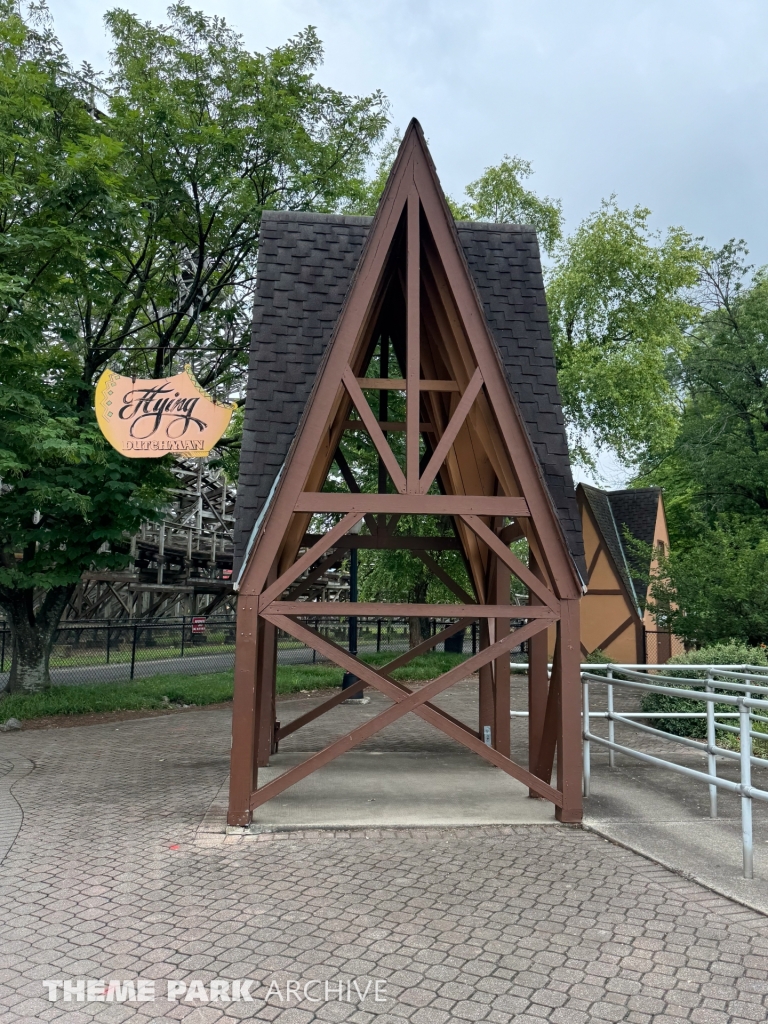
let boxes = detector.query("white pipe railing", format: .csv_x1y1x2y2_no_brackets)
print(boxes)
582,665,768,880
508,662,768,879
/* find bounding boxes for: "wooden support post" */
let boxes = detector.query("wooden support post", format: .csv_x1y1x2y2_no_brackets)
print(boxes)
406,192,421,492
255,617,277,767
534,635,560,787
556,598,582,822
378,333,389,494
528,550,549,796
478,618,494,745
493,554,511,758
227,599,259,826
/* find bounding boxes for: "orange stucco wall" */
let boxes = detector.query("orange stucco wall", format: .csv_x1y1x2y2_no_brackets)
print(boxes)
576,494,643,662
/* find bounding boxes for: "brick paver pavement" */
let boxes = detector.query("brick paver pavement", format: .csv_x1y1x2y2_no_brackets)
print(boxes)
1,699,767,1023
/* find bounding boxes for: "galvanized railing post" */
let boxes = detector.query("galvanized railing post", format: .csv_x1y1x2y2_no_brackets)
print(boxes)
582,672,591,797
607,667,615,768
706,671,717,818
739,696,753,879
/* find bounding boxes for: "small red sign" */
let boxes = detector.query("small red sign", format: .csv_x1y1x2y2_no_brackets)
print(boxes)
191,616,207,634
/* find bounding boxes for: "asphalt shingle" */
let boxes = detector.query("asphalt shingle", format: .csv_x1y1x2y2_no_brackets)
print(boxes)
233,211,585,580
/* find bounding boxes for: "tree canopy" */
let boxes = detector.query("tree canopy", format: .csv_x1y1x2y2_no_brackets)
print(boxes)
545,200,701,468
0,1,388,691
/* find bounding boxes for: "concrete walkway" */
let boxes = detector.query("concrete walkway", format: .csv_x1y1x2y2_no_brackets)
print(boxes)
250,750,555,829
584,758,768,915
1,683,768,1022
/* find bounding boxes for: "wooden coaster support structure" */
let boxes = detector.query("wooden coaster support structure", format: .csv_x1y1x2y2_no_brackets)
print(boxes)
229,121,585,827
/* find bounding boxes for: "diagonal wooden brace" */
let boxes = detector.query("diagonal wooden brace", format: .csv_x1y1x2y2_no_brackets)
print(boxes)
254,613,561,809
419,367,483,493
278,616,475,740
460,514,560,612
342,367,407,493
258,512,364,610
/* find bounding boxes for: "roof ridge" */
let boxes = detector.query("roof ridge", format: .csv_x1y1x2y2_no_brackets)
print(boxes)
607,486,661,496
260,210,374,226
454,219,536,232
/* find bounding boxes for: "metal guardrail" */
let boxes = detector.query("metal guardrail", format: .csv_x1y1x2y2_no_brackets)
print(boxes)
508,662,768,879
581,664,768,880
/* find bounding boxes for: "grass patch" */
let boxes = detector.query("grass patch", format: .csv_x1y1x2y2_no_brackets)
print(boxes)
361,650,469,680
0,671,235,722
0,651,471,723
275,664,342,694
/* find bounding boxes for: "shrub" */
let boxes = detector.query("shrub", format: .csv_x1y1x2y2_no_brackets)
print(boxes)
641,641,768,739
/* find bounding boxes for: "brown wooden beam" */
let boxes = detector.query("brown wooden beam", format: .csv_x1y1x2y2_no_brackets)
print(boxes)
419,368,483,494
414,160,582,599
333,448,379,537
357,378,459,391
259,512,364,609
343,420,436,433
406,192,421,492
460,514,559,612
302,534,461,551
494,555,511,758
380,616,474,673
556,599,582,823
263,601,558,618
295,494,530,516
227,599,259,826
255,614,562,809
342,366,407,493
278,617,474,740
255,616,277,767
527,550,550,797
287,550,343,600
413,551,475,604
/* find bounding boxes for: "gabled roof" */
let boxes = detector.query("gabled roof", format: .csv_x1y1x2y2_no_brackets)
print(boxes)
578,484,663,611
608,487,662,599
579,483,639,611
234,210,585,578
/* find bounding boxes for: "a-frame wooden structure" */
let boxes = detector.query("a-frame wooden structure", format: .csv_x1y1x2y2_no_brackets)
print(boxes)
229,121,584,827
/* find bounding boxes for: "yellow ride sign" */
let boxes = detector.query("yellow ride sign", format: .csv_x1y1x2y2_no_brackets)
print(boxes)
95,367,235,458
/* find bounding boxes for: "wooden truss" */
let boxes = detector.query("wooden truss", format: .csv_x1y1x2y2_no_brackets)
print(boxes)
229,120,583,827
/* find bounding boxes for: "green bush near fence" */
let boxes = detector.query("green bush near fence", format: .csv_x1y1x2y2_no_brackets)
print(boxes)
639,642,768,742
0,651,470,723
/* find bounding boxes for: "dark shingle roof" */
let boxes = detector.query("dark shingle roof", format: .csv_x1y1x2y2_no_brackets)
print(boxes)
608,488,662,600
234,211,585,580
578,484,663,610
579,484,639,611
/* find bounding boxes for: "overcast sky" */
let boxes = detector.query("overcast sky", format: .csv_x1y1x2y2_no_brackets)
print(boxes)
45,0,768,484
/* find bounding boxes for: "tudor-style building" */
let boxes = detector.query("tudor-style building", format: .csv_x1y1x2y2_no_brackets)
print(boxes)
229,121,587,828
578,484,676,663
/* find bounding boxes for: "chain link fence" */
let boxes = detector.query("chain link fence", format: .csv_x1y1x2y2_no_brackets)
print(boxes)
0,616,494,688
644,630,686,664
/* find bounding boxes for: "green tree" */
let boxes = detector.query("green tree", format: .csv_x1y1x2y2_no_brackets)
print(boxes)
645,519,768,647
453,154,563,253
636,244,768,646
646,243,768,531
546,200,701,467
0,2,387,693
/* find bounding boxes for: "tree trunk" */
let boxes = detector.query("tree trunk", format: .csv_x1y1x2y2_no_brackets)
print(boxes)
409,577,431,649
409,616,421,649
0,585,75,695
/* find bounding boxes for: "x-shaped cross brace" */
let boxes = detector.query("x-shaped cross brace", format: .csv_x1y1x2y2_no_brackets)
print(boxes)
253,612,561,811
